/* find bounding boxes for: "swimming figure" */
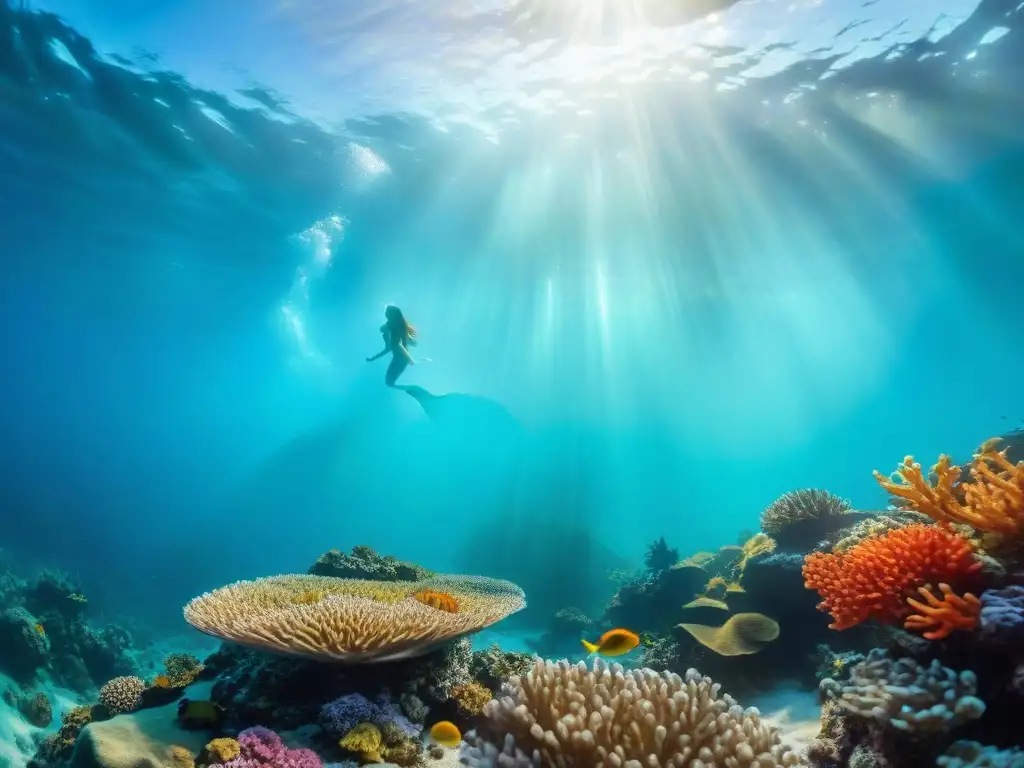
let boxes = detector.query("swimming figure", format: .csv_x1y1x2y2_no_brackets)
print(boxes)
366,304,418,387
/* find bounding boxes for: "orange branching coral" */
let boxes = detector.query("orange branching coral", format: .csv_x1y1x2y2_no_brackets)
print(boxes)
413,590,460,613
803,523,981,630
904,583,981,640
874,444,1024,537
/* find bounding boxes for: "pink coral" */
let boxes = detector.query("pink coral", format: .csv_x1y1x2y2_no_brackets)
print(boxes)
211,727,321,768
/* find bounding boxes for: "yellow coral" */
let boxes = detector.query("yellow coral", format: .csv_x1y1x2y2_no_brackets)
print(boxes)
340,723,384,763
167,746,195,768
451,681,492,715
875,444,1024,537
203,738,240,763
678,612,780,656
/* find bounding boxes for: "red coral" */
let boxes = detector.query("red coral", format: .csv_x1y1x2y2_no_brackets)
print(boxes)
802,523,981,630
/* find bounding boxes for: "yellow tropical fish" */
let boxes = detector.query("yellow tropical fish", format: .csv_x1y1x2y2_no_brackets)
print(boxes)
429,720,461,748
581,628,640,657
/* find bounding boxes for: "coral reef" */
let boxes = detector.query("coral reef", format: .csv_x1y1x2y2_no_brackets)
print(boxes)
979,584,1024,645
213,725,322,768
803,523,983,631
185,573,525,663
308,545,432,582
461,658,806,766
97,675,146,715
761,489,854,551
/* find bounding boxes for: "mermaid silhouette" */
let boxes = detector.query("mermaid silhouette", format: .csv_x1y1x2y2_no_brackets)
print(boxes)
365,304,418,387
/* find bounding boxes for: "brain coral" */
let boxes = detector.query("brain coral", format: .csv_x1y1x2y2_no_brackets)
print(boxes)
461,658,805,766
98,676,146,715
803,523,981,630
183,574,525,662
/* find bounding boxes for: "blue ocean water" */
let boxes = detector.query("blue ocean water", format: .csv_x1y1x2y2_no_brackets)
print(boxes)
1,0,1022,650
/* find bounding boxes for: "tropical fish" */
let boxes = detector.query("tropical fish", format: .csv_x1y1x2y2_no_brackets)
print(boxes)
33,623,45,637
153,674,172,689
176,698,225,729
429,720,462,748
581,628,640,656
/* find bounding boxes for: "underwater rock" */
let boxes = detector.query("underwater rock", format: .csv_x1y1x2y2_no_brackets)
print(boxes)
603,562,707,634
307,545,432,582
24,571,89,621
0,607,48,682
69,699,209,768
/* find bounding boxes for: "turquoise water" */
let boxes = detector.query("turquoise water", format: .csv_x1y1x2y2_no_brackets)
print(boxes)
1,0,1022,636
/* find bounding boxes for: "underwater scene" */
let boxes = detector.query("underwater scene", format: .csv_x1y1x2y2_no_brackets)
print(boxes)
2,0,1024,766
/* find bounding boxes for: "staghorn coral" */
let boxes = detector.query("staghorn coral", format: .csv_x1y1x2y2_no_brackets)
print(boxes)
760,489,852,547
874,445,1024,537
98,675,146,715
677,612,780,656
184,574,525,663
979,584,1024,645
822,648,985,734
460,658,806,766
803,523,981,630
904,583,981,640
450,681,491,715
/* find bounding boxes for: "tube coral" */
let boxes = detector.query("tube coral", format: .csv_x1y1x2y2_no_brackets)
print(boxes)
802,524,981,630
904,583,981,641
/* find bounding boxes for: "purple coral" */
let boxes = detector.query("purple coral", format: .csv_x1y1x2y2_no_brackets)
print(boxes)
320,693,422,739
980,585,1024,646
215,726,321,768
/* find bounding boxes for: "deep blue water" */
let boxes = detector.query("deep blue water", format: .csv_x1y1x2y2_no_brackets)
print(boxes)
0,0,1022,631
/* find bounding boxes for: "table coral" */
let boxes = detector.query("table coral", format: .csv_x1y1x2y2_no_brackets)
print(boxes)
802,523,981,630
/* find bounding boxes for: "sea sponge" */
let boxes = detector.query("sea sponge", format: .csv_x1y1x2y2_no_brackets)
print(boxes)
803,523,981,630
874,445,1024,537
98,675,146,715
339,722,384,762
184,574,525,662
450,681,492,715
460,658,805,766
202,737,240,763
760,489,852,537
678,612,781,656
823,648,985,733
904,583,981,640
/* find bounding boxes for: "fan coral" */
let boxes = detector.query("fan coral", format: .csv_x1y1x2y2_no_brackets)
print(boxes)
904,583,981,640
760,489,852,536
822,648,985,733
677,612,781,656
874,445,1024,537
98,675,146,714
450,681,492,715
802,523,981,630
183,573,525,662
460,658,805,766
212,726,322,768
979,584,1024,645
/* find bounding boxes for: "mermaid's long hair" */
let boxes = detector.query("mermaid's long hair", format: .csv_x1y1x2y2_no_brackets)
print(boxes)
384,304,418,347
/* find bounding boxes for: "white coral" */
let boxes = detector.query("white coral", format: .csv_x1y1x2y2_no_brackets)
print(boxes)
460,658,805,767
